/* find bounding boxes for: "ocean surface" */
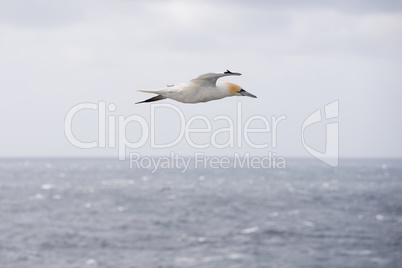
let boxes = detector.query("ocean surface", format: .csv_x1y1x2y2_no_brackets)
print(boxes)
0,158,401,268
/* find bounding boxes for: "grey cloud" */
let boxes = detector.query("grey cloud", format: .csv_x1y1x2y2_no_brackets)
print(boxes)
211,0,402,13
0,0,84,28
0,0,401,157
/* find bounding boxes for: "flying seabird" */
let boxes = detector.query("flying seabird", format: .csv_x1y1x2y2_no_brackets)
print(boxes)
136,70,256,104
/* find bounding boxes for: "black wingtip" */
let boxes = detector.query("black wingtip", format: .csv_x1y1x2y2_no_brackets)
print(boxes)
224,70,241,76
136,95,167,104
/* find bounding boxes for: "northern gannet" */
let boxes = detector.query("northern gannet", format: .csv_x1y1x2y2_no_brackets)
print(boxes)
136,70,256,104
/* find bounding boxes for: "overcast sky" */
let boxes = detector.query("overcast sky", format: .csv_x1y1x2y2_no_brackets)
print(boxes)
1,0,401,159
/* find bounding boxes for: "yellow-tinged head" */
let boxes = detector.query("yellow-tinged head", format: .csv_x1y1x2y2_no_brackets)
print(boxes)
225,82,257,98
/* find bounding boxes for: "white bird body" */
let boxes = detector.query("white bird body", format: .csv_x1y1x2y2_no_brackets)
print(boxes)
147,82,231,103
137,71,256,104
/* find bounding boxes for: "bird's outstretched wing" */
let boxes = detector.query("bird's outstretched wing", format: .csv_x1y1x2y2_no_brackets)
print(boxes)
191,70,241,87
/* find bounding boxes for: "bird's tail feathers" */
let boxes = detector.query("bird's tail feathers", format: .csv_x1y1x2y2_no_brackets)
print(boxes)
138,90,156,94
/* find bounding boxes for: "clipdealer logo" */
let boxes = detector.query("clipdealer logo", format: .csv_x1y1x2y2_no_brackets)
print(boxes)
64,100,339,169
301,100,339,167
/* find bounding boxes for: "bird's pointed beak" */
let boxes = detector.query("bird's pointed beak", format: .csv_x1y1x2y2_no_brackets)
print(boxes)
239,89,257,98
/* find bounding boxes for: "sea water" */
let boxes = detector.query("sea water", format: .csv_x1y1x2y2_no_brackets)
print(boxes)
0,158,401,268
